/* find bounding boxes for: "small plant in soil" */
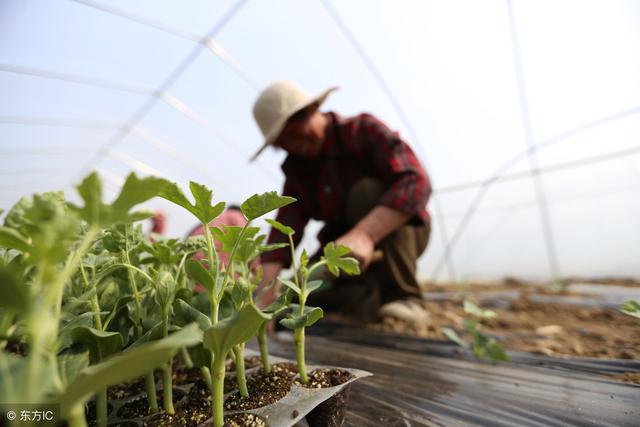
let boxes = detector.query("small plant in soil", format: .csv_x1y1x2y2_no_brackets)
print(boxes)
160,182,295,427
442,299,510,362
620,300,640,319
0,172,202,427
267,217,360,384
0,171,364,427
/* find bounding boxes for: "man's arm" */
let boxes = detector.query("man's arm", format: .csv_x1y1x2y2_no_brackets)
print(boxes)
337,205,410,271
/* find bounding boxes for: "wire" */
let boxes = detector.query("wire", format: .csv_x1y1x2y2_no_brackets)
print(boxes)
72,0,252,184
0,115,245,199
71,0,260,90
436,105,640,195
0,67,277,182
0,63,152,95
441,144,640,217
319,0,457,281
504,0,559,281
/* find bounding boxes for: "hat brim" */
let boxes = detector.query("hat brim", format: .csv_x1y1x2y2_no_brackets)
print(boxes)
250,86,338,162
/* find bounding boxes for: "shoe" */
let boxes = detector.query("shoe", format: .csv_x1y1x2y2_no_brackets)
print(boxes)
378,299,430,324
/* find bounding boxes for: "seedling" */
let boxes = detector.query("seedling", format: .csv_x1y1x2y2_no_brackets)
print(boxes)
442,299,509,362
267,218,360,384
161,182,295,427
620,300,640,319
0,172,202,427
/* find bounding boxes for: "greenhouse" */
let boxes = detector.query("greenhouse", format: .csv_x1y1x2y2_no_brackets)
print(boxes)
0,1,638,426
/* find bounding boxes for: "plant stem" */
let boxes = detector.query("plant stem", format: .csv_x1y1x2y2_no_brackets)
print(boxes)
257,323,270,374
220,224,249,296
234,344,249,397
66,403,88,427
211,302,219,326
80,264,103,330
97,388,108,427
203,223,220,323
294,327,308,384
288,234,300,288
180,346,194,369
145,371,159,414
162,362,175,414
161,314,174,414
176,252,190,289
200,366,213,393
124,227,144,335
211,352,227,427
306,260,327,280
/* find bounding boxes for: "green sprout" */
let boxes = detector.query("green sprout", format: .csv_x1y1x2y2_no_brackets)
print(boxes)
267,217,360,384
442,299,509,362
161,183,295,427
620,300,640,319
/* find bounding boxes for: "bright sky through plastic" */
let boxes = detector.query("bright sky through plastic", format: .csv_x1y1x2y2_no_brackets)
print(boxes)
1,0,639,281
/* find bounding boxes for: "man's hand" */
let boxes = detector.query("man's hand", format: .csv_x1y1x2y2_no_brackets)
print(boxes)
337,205,411,271
336,228,375,271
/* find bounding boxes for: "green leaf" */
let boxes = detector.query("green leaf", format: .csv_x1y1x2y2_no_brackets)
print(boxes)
185,259,215,294
202,303,268,358
279,306,324,330
279,278,301,295
76,172,102,225
471,332,510,362
71,326,124,364
241,192,296,221
229,277,252,310
72,172,167,227
258,242,289,254
58,324,201,418
463,300,496,319
144,240,181,265
321,242,361,277
0,352,54,404
102,295,134,331
211,225,258,253
262,290,292,316
128,321,164,349
300,249,309,271
186,342,211,368
0,266,28,313
620,300,640,319
304,280,324,298
0,227,32,253
442,327,467,348
159,181,225,224
485,340,510,361
112,174,169,215
57,347,90,387
264,218,294,236
57,313,95,351
173,299,212,331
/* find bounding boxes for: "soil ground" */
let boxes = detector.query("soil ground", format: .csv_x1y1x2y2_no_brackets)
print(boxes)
359,279,640,382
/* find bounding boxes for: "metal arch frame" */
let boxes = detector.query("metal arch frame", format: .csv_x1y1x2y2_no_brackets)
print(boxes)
0,116,241,199
68,0,258,184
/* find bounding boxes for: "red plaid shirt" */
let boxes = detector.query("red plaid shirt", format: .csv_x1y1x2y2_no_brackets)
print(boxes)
262,112,431,267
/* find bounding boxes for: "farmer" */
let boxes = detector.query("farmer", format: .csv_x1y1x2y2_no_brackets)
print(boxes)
252,81,431,323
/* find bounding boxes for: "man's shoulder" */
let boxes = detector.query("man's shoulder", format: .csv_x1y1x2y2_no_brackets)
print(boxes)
332,111,380,128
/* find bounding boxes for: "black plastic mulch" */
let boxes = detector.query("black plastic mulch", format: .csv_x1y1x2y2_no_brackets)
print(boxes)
264,324,639,427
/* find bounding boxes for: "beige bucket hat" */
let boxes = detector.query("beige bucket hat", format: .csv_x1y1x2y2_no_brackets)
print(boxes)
251,81,338,161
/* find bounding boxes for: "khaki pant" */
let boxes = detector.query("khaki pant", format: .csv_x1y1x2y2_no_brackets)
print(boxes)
306,177,430,321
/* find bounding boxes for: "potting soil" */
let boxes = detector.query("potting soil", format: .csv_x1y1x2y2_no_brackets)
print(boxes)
92,350,371,426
